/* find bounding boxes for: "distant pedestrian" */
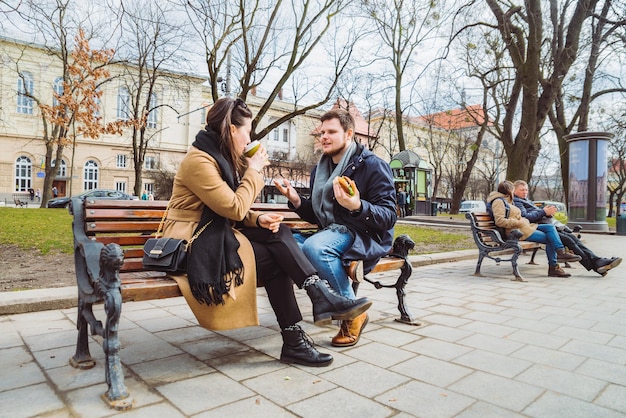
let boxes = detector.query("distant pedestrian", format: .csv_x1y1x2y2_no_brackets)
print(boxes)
35,188,41,202
396,188,407,217
52,186,58,198
141,191,148,200
28,188,35,201
148,193,154,201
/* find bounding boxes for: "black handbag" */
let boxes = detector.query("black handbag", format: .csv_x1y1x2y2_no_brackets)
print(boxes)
142,204,212,273
143,237,189,273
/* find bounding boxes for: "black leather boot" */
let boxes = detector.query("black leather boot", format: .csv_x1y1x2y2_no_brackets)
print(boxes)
304,275,372,326
280,325,333,367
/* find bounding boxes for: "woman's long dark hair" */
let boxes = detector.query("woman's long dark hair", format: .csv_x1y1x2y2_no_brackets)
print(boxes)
205,97,253,176
497,180,514,200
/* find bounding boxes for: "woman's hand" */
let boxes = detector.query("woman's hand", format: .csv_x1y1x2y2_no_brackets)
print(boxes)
333,176,361,211
273,179,301,208
257,213,284,233
246,144,270,173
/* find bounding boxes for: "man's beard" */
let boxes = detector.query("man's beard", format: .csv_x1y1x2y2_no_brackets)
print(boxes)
323,142,349,158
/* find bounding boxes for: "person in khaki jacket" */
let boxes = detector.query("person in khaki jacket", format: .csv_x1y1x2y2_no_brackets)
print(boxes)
162,97,371,367
487,180,581,277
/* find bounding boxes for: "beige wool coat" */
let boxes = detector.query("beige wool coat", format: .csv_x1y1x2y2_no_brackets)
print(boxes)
486,191,537,240
162,147,265,330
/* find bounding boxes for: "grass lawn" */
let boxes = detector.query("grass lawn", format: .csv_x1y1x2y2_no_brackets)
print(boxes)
0,207,74,254
0,207,475,255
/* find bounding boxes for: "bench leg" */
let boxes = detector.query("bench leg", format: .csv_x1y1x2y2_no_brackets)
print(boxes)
528,247,540,265
97,244,132,410
473,251,486,276
69,298,97,369
510,245,527,282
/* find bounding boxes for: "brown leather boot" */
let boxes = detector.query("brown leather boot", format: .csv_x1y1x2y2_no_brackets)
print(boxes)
556,249,582,263
331,312,368,347
548,264,571,277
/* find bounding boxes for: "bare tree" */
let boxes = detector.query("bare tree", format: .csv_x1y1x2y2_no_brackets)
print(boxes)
114,0,189,197
361,0,448,152
3,1,129,206
549,0,626,201
453,0,601,183
182,0,360,141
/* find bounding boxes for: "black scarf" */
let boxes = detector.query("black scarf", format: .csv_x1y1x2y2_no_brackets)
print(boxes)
186,128,244,305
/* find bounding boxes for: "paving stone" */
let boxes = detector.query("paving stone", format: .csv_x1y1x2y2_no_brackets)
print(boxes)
453,349,532,378
510,344,586,371
457,332,524,355
459,320,517,338
595,384,626,412
289,387,393,417
320,361,410,398
561,339,626,365
158,373,254,415
455,400,526,418
523,390,624,418
243,368,335,406
402,337,473,361
516,364,606,401
0,356,46,391
506,328,569,349
344,341,416,369
194,396,297,417
0,382,66,417
128,353,215,385
577,358,626,386
375,379,475,417
205,349,288,381
449,371,544,411
134,315,195,333
414,324,473,342
390,355,473,387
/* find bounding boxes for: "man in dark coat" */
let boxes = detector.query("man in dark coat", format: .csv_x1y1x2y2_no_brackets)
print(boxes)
275,109,397,347
513,180,621,276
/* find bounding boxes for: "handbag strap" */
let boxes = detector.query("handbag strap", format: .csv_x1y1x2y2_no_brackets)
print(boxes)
155,201,212,244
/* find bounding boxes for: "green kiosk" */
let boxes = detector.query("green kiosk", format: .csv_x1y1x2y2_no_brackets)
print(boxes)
389,150,432,216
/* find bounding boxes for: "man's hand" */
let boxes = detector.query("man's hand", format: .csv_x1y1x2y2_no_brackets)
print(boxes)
332,176,361,211
273,179,301,208
544,205,558,217
257,213,284,233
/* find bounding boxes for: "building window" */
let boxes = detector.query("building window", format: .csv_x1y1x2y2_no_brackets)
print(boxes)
116,154,127,168
272,128,279,141
147,93,157,129
117,87,131,121
282,127,289,143
144,183,154,194
51,159,67,177
17,72,34,114
15,156,32,191
83,160,99,190
144,156,157,170
115,181,127,192
53,77,64,107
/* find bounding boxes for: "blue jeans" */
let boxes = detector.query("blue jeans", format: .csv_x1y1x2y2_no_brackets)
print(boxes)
526,223,565,266
294,224,356,299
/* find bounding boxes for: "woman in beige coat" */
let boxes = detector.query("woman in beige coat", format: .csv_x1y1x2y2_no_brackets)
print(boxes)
163,97,371,367
487,181,581,277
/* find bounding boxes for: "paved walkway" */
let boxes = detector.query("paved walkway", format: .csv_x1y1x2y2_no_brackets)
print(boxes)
1,233,626,417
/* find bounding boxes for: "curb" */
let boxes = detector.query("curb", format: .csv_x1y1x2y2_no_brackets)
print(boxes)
0,251,480,316
0,286,77,315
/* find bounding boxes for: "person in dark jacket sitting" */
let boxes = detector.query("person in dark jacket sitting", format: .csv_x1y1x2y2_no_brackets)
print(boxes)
275,109,397,347
513,180,622,276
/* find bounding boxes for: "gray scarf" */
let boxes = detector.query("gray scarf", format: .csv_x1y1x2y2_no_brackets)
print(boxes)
312,141,357,227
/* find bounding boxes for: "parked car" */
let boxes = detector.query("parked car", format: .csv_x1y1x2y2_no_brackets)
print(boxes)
533,200,568,224
47,189,137,208
459,200,487,213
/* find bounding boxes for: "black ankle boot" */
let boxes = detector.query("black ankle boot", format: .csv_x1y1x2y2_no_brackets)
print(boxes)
280,325,333,367
304,275,372,326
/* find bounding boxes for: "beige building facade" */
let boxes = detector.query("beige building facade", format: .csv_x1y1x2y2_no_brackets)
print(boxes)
0,36,320,206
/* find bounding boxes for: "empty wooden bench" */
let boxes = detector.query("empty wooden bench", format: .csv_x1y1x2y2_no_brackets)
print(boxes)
466,211,541,281
69,198,415,410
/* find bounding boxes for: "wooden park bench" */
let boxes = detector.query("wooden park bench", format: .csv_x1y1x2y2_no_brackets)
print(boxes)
465,211,542,282
69,198,415,410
